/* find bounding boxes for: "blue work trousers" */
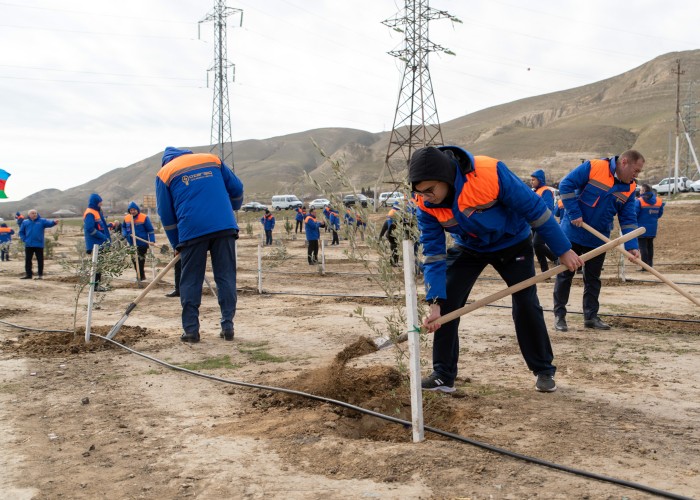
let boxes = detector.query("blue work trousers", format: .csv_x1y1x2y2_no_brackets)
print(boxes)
179,235,237,334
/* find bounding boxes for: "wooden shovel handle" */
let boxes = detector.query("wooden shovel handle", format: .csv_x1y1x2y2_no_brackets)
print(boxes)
436,227,646,326
131,254,181,307
581,222,700,307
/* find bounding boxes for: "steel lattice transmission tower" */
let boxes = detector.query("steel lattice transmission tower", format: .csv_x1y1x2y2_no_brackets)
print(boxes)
199,1,243,169
381,1,459,180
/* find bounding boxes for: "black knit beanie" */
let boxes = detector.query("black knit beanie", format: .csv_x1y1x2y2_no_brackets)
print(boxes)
408,147,457,192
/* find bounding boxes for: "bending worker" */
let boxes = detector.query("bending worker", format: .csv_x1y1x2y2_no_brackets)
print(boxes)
409,146,582,394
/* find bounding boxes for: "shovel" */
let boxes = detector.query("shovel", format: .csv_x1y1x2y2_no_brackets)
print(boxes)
106,254,181,340
581,222,700,307
374,227,645,350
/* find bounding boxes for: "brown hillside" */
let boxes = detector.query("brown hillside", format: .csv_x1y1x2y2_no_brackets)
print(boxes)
3,50,700,216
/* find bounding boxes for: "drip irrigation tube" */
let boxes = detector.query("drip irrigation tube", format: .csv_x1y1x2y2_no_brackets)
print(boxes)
0,319,72,333
83,333,690,500
253,290,700,325
624,278,700,286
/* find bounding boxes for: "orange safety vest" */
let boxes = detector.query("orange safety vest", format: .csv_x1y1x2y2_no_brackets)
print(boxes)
535,186,556,197
0,227,12,234
638,196,662,208
587,159,636,204
156,153,221,186
83,208,104,230
416,156,500,229
124,213,147,225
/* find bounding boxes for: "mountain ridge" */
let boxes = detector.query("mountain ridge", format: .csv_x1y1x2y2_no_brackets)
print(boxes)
3,49,699,215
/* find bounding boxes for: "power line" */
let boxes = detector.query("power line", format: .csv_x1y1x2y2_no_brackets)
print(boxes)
0,23,195,40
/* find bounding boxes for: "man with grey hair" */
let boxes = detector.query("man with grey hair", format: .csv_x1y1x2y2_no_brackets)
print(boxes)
18,209,58,279
553,150,644,332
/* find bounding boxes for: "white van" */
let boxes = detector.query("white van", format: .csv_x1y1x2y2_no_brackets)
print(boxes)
271,195,303,210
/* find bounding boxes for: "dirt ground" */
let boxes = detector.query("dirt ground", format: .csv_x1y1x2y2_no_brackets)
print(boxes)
1,201,699,499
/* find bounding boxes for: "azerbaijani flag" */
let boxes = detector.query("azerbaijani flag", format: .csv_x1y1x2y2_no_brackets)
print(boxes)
0,169,10,199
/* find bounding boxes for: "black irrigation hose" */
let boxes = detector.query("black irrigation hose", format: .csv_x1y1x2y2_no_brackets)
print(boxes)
86,333,691,500
254,290,700,325
624,278,700,286
484,304,700,324
0,319,73,333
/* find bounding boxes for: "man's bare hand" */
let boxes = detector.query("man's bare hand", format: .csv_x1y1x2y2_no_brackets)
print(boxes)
558,250,584,272
571,217,583,227
423,303,442,333
627,249,641,262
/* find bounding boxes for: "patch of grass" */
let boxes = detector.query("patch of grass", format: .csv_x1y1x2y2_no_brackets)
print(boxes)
238,341,288,363
144,369,163,375
176,355,241,371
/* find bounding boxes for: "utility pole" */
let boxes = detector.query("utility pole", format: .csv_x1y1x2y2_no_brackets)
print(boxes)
199,0,243,170
376,1,460,203
682,82,698,177
671,59,684,194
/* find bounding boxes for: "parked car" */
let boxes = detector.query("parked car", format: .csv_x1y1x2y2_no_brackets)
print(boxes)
241,201,268,212
271,194,303,210
342,194,370,208
309,198,331,209
690,179,700,192
378,191,395,206
385,193,406,206
652,177,692,194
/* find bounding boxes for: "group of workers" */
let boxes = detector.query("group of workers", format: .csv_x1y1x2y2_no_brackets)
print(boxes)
6,144,669,396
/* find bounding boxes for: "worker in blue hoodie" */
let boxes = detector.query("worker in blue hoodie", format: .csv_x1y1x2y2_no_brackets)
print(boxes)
530,169,559,272
553,151,643,332
409,146,583,394
328,206,340,245
260,209,275,245
19,209,59,279
635,183,664,268
0,223,15,261
156,146,244,343
304,207,325,264
83,193,111,291
122,201,156,281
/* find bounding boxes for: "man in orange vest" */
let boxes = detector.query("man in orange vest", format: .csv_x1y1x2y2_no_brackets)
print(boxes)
409,146,583,393
553,151,644,332
635,183,664,268
530,169,559,272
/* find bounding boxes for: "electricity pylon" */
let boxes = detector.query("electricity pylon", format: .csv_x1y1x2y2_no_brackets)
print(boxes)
380,0,460,185
199,0,243,170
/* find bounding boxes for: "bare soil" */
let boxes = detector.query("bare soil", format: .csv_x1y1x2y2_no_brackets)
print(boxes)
1,202,699,499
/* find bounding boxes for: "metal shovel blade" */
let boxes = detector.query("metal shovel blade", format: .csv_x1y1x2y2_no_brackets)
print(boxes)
373,332,409,350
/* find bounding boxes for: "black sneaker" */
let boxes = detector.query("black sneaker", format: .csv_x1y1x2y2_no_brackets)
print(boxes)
165,290,180,297
584,317,611,330
554,316,568,332
535,373,557,392
20,275,32,279
219,328,234,341
421,372,455,393
180,332,200,343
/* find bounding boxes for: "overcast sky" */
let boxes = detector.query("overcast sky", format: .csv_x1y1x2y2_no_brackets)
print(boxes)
1,0,698,202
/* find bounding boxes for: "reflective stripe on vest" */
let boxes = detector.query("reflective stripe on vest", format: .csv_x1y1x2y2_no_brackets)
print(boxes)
416,156,500,228
157,153,221,187
587,159,636,203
